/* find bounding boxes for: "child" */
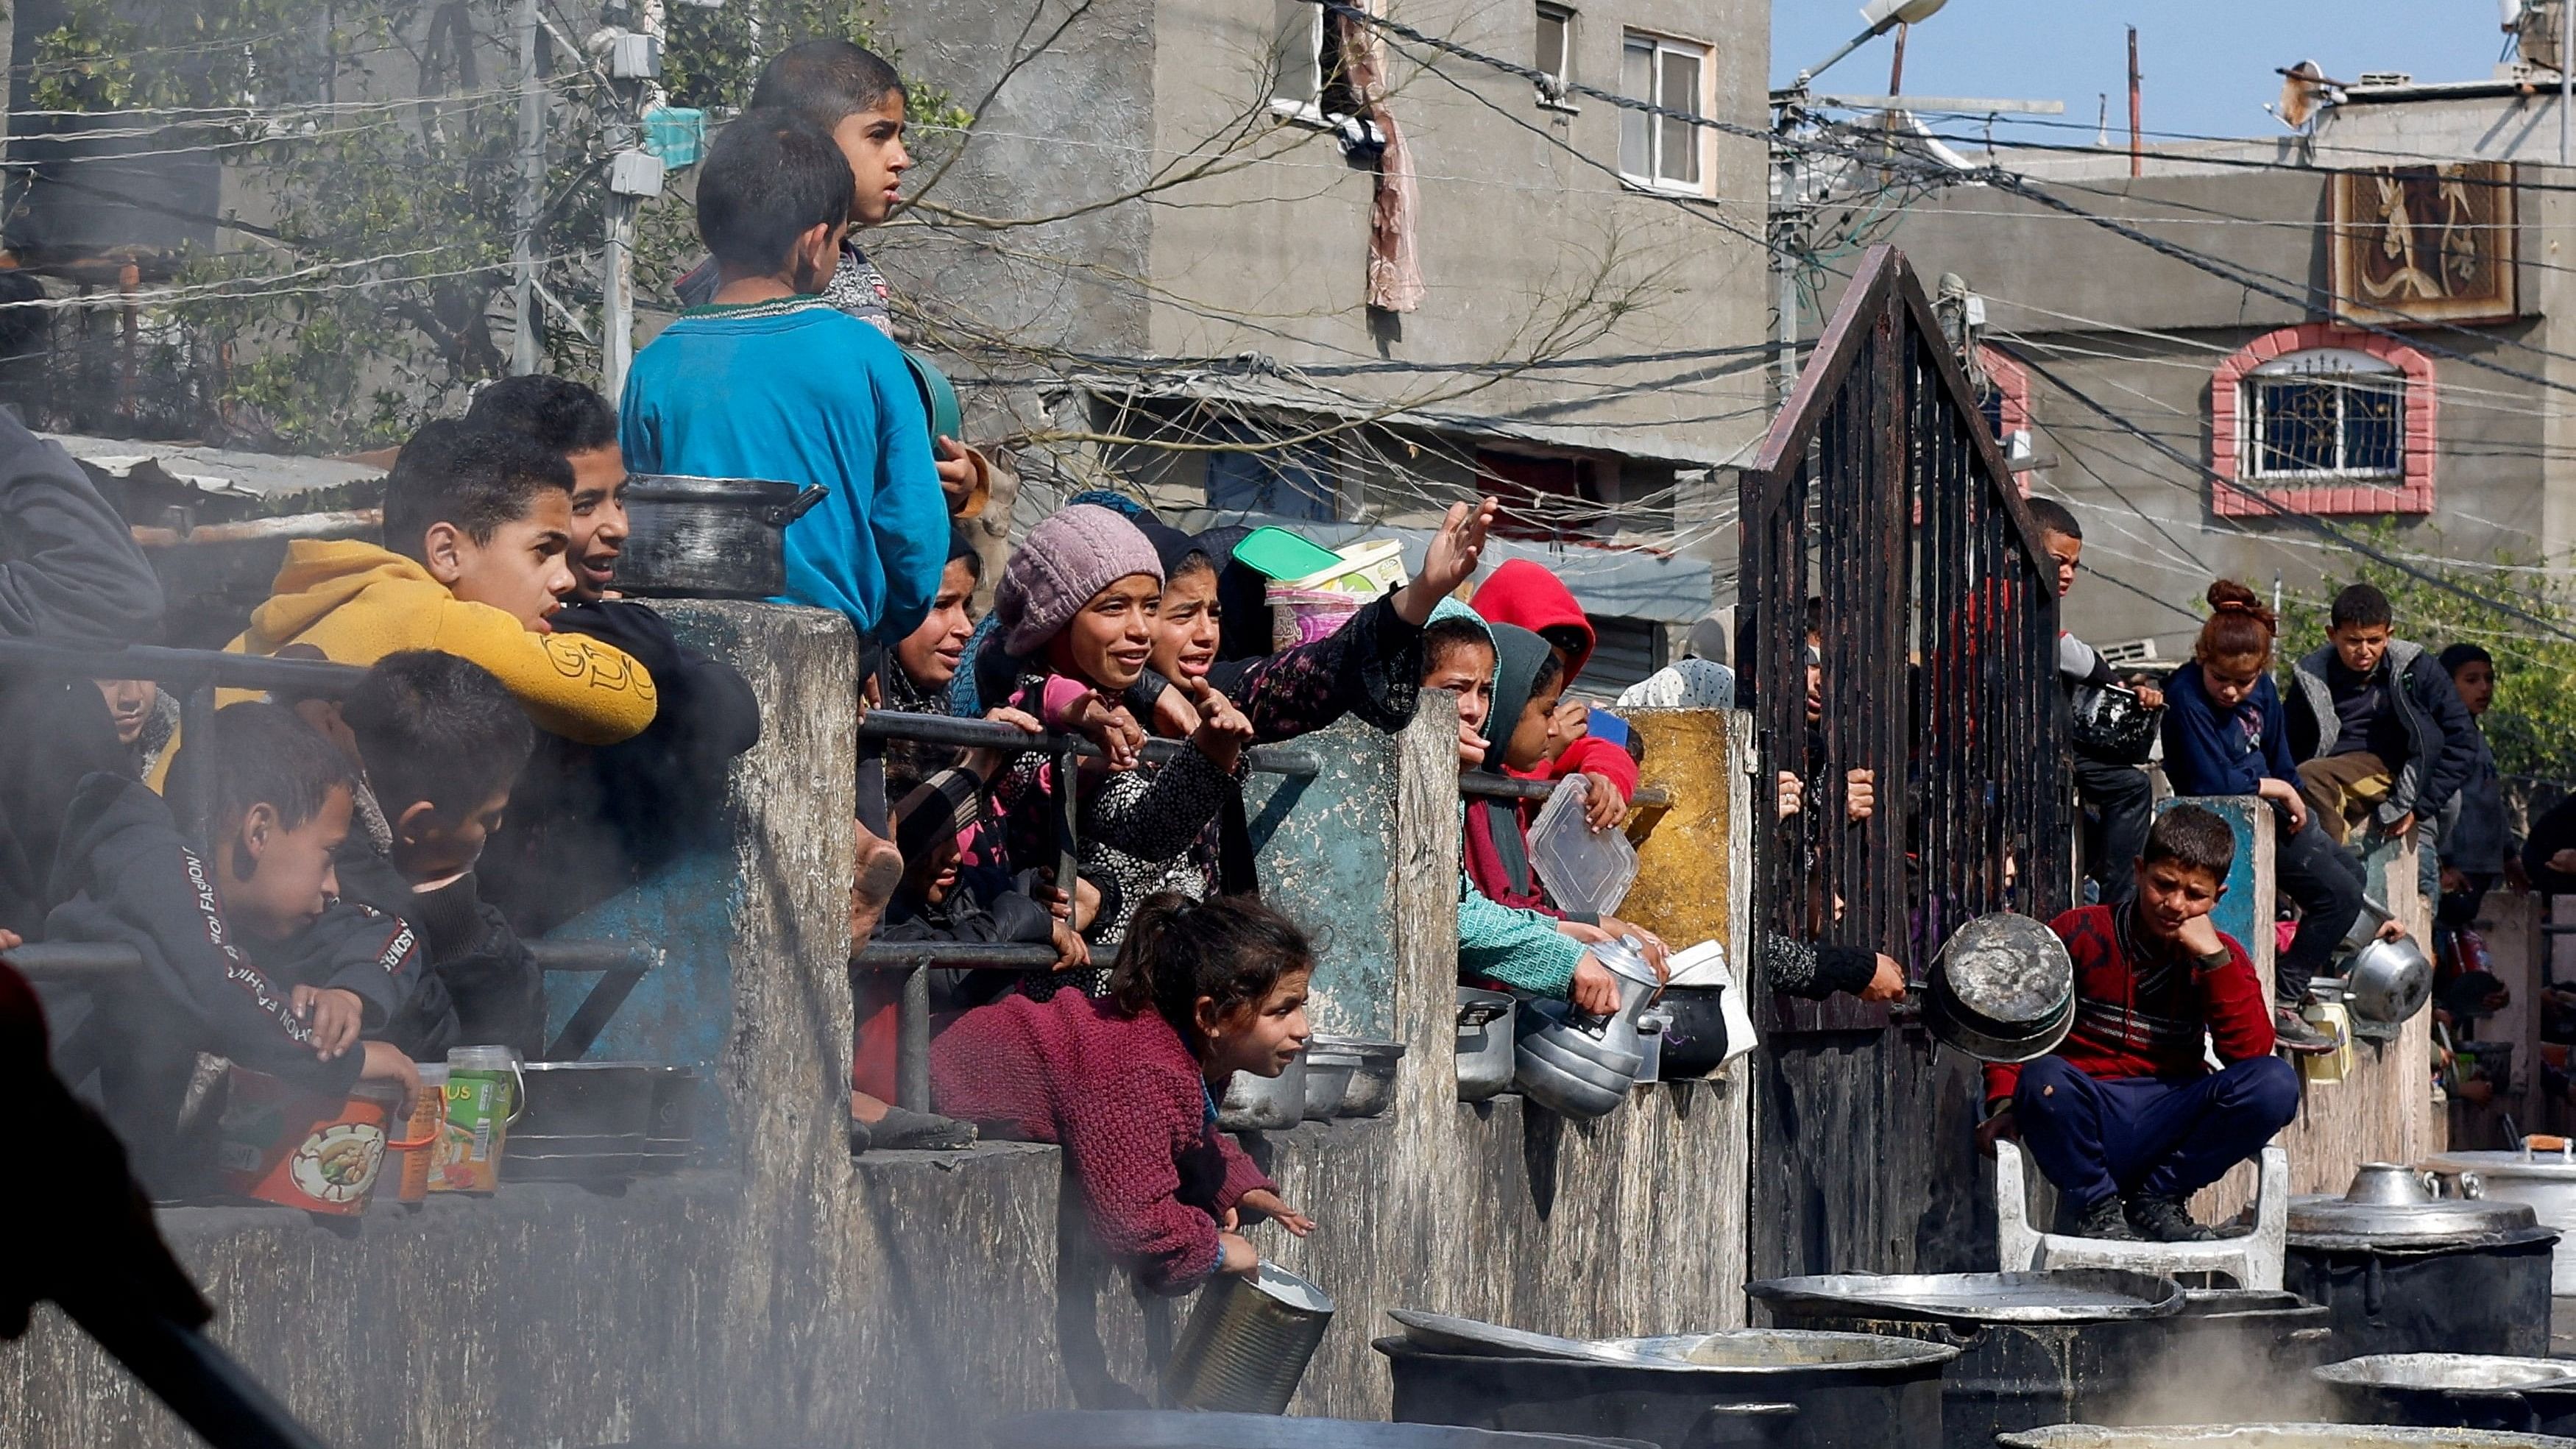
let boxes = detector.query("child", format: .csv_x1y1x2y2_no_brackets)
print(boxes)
622,112,947,650
2159,581,2359,1052
1470,560,1639,832
226,419,657,745
2286,584,2480,853
2025,498,2161,905
41,703,422,1188
465,375,762,932
93,677,178,790
2434,643,2507,924
334,651,546,1060
929,891,1315,1292
1976,804,2301,1243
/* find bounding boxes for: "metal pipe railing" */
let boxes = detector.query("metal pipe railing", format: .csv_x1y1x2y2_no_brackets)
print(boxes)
858,709,1323,779
1459,774,1674,809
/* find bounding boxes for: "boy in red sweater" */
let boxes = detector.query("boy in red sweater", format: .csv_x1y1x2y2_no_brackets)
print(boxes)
1978,804,2299,1243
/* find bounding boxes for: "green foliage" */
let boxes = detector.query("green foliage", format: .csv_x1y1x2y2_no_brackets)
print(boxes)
28,0,925,451
2276,525,2576,782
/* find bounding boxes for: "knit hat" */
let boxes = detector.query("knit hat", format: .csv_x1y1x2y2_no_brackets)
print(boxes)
994,504,1165,656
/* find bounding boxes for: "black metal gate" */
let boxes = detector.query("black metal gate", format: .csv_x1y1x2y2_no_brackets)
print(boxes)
1740,244,2069,1278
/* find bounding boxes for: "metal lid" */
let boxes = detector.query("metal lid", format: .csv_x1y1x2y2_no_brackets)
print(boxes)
2314,1353,2576,1392
1590,935,1663,990
2424,1147,2576,1181
1745,1269,2185,1324
2287,1163,2538,1246
1934,912,2073,1026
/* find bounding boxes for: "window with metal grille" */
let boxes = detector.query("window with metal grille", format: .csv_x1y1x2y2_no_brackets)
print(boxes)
1618,32,1705,191
1579,614,1665,696
2245,349,2405,480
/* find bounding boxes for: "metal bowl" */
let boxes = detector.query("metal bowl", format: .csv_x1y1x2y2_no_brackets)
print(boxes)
616,475,827,600
1303,1049,1357,1122
2348,934,2433,1024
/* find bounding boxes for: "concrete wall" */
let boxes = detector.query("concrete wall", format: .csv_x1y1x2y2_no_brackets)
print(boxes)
1855,170,2561,656
0,609,1761,1448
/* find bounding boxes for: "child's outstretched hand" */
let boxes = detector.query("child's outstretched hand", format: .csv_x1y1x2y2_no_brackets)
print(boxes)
1050,918,1091,972
293,985,367,1059
356,1040,422,1106
1232,1189,1315,1237
1394,496,1498,625
1580,770,1628,831
1183,676,1254,770
964,706,1042,779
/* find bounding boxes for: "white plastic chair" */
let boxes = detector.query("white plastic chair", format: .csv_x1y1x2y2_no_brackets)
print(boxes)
1994,1139,2289,1290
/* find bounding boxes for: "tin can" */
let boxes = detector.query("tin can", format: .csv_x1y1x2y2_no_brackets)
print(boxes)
1158,1261,1334,1413
395,1063,450,1201
434,1046,524,1193
214,1070,406,1215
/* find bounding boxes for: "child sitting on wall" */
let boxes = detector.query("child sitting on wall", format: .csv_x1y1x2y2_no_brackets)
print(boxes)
226,419,658,748
464,375,762,935
42,703,423,1191
930,891,1315,1293
333,651,547,1060
1976,804,2300,1244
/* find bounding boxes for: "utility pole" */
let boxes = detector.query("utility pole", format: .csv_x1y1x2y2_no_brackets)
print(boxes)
1773,102,1805,407
2127,26,2142,178
601,0,666,401
2561,0,2571,166
510,0,544,375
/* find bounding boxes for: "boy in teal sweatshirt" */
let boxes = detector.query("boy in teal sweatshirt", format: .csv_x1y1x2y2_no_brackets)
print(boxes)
620,112,945,645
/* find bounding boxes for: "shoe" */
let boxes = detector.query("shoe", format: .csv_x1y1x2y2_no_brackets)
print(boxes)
2066,1196,2139,1241
2274,1006,2338,1055
2126,1193,2217,1243
868,1105,978,1150
849,1119,874,1157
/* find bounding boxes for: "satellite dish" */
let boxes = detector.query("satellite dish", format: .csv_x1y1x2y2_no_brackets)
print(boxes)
2276,60,2326,129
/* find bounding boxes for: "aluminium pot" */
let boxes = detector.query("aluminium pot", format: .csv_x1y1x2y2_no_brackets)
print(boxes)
2317,1355,2576,1436
1513,938,1665,1120
2421,1146,2576,1296
616,475,828,599
2345,934,2434,1025
1318,1038,1405,1119
2111,1290,2336,1425
2286,1163,2557,1359
1922,912,2076,1065
1303,1047,1357,1122
1746,1270,2187,1449
988,1411,1656,1449
1220,1056,1309,1132
1457,991,1516,1103
1377,1328,1956,1449
1995,1427,2576,1448
503,1061,685,1183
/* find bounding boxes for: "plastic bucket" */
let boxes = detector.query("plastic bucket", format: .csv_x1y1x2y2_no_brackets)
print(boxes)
1267,587,1361,651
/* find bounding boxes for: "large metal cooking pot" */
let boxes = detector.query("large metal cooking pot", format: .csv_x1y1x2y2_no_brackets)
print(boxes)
2318,1355,2576,1436
1922,912,2076,1064
505,1062,690,1183
2286,1163,2556,1359
615,475,828,599
987,1411,1657,1449
1377,1328,1956,1449
1995,1428,2576,1448
2346,934,2434,1024
1747,1270,2188,1449
2422,1145,2576,1296
1457,991,1516,1103
2117,1290,2335,1425
1513,938,1665,1119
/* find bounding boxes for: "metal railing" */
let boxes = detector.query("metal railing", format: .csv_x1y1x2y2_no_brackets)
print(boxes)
1738,243,2070,1032
0,638,657,1057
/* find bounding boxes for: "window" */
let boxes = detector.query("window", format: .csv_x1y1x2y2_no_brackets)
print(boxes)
1478,448,1605,540
1207,425,1340,521
2246,351,2402,479
1270,0,1349,126
2208,323,2435,517
1535,4,1574,106
1618,33,1705,190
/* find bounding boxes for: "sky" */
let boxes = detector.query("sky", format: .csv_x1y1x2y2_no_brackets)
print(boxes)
1772,0,2510,144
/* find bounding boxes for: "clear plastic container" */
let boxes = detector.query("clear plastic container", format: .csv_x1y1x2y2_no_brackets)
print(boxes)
1526,773,1640,917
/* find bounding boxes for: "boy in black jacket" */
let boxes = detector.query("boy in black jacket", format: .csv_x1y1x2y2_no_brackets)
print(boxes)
337,651,546,1059
2286,584,2478,857
464,376,762,933
41,703,421,1190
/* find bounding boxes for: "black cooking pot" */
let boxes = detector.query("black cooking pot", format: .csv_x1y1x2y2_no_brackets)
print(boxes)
2120,1290,2336,1425
987,1410,1656,1449
2316,1354,2576,1435
615,475,828,599
505,1062,693,1184
2283,1230,2557,1359
1376,1329,1955,1449
1653,987,1730,1078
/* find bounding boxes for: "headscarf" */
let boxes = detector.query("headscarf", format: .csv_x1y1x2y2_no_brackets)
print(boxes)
1191,525,1274,665
1468,621,1557,904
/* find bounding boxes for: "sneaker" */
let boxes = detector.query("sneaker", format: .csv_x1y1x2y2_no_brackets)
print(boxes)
2126,1193,2217,1243
2066,1196,2139,1241
868,1105,978,1151
2274,1006,2338,1055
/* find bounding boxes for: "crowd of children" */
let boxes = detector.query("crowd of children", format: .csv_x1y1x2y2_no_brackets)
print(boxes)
0,33,2523,1297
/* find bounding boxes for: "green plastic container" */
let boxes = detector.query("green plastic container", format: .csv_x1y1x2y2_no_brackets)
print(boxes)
1231,525,1342,581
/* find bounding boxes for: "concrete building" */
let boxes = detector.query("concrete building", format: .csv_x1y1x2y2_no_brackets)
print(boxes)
1813,21,2576,662
870,0,1774,688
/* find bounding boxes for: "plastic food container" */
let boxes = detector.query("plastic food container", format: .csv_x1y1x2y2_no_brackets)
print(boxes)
215,1071,427,1215
395,1063,450,1202
1526,776,1638,918
435,1045,524,1193
1267,586,1362,651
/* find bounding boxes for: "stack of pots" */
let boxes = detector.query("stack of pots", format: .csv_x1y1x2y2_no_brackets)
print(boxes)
2284,1163,2558,1359
1512,937,1666,1119
1457,991,1516,1103
2316,1354,2576,1436
1921,912,2076,1063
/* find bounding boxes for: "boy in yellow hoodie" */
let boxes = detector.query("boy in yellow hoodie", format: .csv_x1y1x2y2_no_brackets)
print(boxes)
227,420,657,745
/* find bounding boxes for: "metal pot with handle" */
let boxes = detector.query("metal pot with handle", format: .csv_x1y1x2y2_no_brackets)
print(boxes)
615,475,829,599
1513,937,1666,1120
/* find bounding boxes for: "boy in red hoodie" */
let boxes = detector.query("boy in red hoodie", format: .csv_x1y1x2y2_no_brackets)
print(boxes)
1977,804,2299,1244
1468,561,1638,829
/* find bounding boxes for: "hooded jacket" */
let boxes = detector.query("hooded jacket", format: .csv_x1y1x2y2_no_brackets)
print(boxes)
2283,640,2477,828
1468,560,1642,801
39,775,421,1175
0,414,163,646
226,539,657,745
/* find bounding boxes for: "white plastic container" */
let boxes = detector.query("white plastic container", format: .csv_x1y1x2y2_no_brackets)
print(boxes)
1526,775,1639,917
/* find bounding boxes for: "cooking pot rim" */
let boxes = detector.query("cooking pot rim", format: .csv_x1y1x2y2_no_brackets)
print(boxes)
2313,1352,2576,1393
1370,1331,1961,1374
623,473,813,498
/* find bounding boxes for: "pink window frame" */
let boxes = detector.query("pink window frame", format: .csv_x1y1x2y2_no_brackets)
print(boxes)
2209,322,2435,517
1978,344,2031,442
